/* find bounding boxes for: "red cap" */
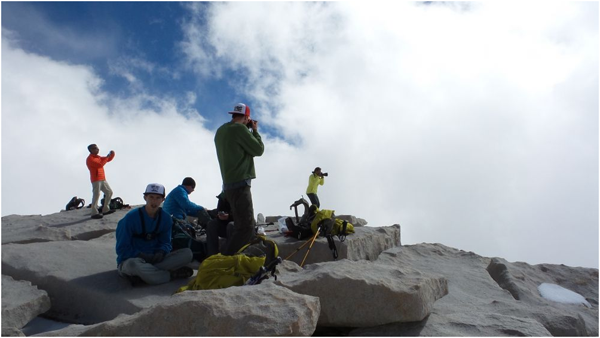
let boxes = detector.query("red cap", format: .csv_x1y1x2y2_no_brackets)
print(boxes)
228,103,250,117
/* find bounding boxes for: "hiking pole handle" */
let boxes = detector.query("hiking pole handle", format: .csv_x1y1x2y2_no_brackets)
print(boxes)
245,257,282,285
265,256,283,271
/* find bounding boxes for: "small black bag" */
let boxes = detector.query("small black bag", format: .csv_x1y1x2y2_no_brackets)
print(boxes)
100,197,126,210
65,196,85,211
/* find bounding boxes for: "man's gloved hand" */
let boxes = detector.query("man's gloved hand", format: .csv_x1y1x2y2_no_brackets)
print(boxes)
152,250,166,264
137,252,154,263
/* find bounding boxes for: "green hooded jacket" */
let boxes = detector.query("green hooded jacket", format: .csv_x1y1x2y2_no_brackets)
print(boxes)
214,122,264,185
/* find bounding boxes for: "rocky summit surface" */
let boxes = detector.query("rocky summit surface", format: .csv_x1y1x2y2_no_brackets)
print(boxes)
1,207,598,336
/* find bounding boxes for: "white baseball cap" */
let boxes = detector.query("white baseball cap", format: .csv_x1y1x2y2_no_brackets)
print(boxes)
144,183,165,196
228,103,251,117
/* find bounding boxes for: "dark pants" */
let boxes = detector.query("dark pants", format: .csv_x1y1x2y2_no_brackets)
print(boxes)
307,193,320,208
206,218,234,257
222,185,256,255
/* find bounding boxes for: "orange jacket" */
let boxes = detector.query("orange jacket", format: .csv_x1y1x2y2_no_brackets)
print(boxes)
86,152,115,182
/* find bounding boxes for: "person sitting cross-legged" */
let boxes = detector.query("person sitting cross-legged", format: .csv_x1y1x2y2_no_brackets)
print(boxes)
116,183,193,285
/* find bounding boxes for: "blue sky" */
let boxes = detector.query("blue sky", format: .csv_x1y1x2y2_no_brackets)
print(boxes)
2,2,598,268
2,2,252,131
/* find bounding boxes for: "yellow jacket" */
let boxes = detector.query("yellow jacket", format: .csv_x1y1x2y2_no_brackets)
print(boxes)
306,173,324,194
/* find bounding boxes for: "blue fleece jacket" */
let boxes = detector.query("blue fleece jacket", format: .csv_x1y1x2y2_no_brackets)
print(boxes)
115,207,173,265
162,185,205,220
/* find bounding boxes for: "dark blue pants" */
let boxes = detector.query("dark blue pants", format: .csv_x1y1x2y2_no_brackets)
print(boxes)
222,185,256,255
206,218,234,257
307,193,320,208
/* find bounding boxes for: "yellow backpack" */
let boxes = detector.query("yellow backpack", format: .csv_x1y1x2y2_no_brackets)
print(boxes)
310,209,355,236
176,235,279,292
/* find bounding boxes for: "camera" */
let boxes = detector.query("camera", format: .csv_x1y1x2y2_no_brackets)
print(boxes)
320,172,328,177
246,119,256,129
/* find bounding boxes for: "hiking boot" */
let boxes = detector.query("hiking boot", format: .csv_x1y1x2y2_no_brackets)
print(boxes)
170,266,194,280
91,214,103,219
124,275,145,287
103,209,116,215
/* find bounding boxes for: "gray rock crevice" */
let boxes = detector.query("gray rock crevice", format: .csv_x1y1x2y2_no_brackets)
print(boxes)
486,257,524,300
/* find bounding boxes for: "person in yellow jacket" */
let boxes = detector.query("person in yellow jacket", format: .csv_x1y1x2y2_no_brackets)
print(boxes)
306,167,327,208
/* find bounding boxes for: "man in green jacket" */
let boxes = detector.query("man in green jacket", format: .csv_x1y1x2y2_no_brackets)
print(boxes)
214,103,264,255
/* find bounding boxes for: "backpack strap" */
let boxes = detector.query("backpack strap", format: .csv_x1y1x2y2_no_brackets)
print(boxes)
326,234,338,260
338,220,348,242
74,198,85,209
238,235,280,264
133,207,162,241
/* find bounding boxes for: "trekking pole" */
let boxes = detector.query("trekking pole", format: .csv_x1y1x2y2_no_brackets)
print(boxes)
300,228,321,267
285,237,312,260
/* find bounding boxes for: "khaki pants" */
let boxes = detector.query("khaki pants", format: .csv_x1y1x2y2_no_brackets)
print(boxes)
118,248,193,285
91,180,113,215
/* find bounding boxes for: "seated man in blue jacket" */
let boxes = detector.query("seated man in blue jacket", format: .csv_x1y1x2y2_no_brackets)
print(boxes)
163,177,210,227
116,183,193,285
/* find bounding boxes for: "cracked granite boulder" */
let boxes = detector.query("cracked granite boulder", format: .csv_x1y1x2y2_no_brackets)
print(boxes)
2,275,50,335
352,243,597,336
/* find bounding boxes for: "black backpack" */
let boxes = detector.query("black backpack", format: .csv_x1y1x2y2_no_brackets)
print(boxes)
65,196,85,211
286,197,318,240
100,197,127,210
171,218,207,262
240,235,280,267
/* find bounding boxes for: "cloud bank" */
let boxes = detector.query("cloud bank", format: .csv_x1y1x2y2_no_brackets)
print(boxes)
2,2,598,268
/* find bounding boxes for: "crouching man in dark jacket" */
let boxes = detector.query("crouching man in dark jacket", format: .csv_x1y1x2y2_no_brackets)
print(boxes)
116,183,193,285
206,192,235,257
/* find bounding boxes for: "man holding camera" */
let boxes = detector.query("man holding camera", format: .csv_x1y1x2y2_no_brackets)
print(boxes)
86,144,115,219
306,167,327,208
214,103,264,255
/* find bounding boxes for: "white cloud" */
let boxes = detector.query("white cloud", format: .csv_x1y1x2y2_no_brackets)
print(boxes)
1,36,222,221
178,2,598,268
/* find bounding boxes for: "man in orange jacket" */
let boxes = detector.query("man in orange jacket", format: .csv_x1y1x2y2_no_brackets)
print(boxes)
86,144,116,219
